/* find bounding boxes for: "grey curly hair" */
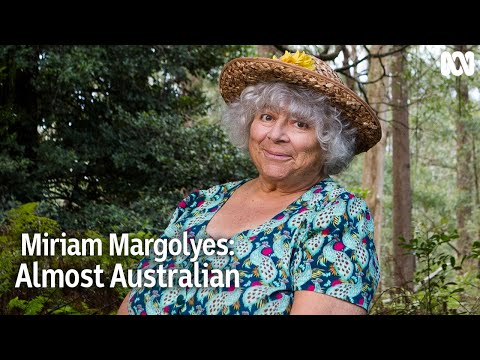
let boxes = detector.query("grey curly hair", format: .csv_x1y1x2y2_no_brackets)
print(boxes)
221,82,357,175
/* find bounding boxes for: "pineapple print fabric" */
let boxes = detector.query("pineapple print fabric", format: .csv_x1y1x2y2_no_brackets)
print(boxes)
128,177,380,315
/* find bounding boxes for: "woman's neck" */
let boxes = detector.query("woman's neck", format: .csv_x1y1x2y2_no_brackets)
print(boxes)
253,173,327,198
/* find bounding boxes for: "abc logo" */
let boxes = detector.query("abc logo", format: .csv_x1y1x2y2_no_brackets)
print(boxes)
441,51,475,77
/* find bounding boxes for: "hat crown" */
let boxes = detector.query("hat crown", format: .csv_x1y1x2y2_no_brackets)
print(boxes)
311,57,344,85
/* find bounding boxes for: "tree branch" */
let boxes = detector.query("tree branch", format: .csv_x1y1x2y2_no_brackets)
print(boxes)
335,45,409,72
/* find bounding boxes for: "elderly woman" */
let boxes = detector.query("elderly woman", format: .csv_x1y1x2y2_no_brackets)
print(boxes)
118,51,381,315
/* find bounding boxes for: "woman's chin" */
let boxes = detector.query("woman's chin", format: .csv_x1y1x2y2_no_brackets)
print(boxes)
259,168,292,182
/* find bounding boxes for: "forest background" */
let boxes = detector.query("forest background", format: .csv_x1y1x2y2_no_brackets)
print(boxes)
1,45,479,314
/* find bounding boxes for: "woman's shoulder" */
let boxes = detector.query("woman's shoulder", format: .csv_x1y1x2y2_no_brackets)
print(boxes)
305,177,371,218
176,179,248,212
196,179,249,200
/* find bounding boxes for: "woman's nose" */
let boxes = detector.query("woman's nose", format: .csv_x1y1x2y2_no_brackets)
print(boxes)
267,121,289,142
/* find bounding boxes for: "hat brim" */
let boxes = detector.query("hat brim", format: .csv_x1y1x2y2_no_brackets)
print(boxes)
219,57,382,154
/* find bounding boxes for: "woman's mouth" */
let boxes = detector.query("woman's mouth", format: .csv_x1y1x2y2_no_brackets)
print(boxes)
263,149,292,161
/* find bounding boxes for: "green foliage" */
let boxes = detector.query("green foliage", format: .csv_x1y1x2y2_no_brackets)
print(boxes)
8,294,90,315
8,295,47,315
0,45,258,314
0,203,59,299
372,226,480,314
346,186,369,200
403,229,462,314
49,304,83,315
0,45,253,222
34,111,256,234
0,202,141,314
6,202,61,236
471,240,480,260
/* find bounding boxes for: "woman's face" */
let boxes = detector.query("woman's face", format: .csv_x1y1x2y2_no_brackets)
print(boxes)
248,109,325,184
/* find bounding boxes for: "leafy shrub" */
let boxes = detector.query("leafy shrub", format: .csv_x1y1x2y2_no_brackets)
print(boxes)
0,202,141,314
372,227,480,314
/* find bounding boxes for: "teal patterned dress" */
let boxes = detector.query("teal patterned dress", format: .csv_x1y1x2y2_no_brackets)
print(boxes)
128,177,380,315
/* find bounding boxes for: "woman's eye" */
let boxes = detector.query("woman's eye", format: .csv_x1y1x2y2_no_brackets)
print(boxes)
260,114,273,121
295,121,308,129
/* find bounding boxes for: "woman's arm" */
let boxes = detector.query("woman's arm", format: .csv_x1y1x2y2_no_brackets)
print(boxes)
117,292,131,315
290,290,366,315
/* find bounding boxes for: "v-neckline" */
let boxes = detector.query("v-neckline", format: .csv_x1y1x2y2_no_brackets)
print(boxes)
204,177,333,240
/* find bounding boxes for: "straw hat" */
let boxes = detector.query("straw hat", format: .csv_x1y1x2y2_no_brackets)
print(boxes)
219,51,382,154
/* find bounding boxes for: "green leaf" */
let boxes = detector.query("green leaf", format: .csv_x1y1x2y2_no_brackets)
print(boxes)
449,256,455,267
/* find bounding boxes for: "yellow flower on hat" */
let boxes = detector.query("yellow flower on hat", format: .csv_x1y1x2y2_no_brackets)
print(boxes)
273,50,316,71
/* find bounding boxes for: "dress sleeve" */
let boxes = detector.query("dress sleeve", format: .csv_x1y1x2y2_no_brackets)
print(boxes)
161,190,201,238
291,193,380,312
134,190,201,267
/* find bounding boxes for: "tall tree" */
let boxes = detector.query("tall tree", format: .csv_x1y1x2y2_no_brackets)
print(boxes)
0,46,42,206
391,47,415,290
341,45,356,91
0,45,256,232
362,45,389,262
454,44,474,257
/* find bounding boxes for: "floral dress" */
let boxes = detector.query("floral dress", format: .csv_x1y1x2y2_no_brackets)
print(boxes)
128,177,380,315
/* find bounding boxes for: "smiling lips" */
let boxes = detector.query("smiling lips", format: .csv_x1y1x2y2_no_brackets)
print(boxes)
263,149,292,161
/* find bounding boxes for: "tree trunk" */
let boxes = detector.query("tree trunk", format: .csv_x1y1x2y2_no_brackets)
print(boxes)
351,46,358,83
362,45,389,289
473,138,480,271
342,46,355,91
391,47,415,290
455,44,474,258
